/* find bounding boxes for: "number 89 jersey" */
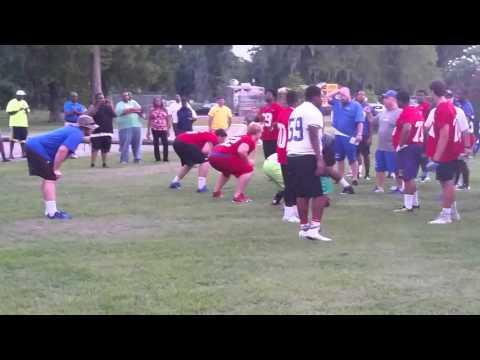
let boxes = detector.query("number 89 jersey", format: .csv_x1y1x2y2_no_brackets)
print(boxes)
286,101,324,156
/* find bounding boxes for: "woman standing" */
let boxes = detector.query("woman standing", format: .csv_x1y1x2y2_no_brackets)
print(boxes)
88,93,116,168
146,97,171,162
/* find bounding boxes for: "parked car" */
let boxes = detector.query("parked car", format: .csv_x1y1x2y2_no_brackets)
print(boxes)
192,102,215,116
368,102,385,115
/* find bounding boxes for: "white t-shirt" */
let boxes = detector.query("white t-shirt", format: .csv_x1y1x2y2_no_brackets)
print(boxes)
167,102,197,124
286,101,324,156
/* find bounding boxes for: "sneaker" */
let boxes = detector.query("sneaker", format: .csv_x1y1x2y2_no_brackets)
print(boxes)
120,161,128,165
420,175,431,183
299,229,309,239
456,184,470,191
393,206,414,213
197,186,209,193
429,213,452,224
272,193,283,205
232,194,252,204
102,163,108,168
46,211,72,220
169,182,181,189
373,186,385,193
134,159,141,164
282,216,300,223
352,179,359,186
389,187,403,195
70,154,79,159
212,191,223,199
304,227,332,242
340,186,355,195
364,176,371,181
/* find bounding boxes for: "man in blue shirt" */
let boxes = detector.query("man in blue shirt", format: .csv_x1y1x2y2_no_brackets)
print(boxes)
25,115,98,220
63,91,87,159
328,87,365,187
454,89,476,138
176,96,197,134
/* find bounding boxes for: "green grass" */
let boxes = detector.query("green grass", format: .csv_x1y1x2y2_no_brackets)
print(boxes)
0,149,480,314
1,110,59,135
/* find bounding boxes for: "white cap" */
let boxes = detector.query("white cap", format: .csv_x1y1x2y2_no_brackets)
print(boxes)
16,90,26,96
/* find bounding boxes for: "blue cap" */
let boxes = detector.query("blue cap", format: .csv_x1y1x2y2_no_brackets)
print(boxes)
382,90,397,98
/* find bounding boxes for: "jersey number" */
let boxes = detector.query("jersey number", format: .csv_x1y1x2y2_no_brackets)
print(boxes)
277,123,287,149
262,113,273,127
223,136,241,147
413,121,424,143
288,117,304,142
453,118,462,143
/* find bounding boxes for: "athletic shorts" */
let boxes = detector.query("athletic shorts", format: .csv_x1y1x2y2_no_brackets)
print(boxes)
11,127,28,143
91,136,112,152
357,140,371,156
173,139,207,167
335,135,358,162
436,160,459,182
209,152,253,178
287,154,323,198
263,158,284,189
375,150,397,173
262,139,277,159
26,146,56,181
323,143,336,167
396,144,423,181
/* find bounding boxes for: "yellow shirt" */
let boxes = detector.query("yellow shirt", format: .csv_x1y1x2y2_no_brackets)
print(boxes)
6,99,30,127
208,105,232,130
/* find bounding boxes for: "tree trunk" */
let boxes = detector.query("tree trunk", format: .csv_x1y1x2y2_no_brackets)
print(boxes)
48,81,62,122
91,45,103,103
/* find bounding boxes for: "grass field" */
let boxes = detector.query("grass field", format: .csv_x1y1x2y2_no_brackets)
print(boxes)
1,147,480,314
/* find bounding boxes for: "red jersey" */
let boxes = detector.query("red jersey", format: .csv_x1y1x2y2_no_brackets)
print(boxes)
214,134,256,156
177,131,218,149
416,101,431,120
258,102,283,141
426,101,462,162
392,106,424,149
276,106,293,164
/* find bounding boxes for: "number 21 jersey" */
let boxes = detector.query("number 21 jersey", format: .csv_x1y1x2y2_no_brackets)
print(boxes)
286,101,324,156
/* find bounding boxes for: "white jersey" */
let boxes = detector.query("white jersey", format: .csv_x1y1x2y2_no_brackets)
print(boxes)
426,106,469,137
286,101,324,156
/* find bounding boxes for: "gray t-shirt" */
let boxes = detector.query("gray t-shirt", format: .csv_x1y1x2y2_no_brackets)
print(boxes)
373,108,402,152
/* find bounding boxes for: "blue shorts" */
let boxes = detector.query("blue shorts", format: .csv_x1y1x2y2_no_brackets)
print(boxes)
396,144,423,181
375,150,397,173
335,135,358,162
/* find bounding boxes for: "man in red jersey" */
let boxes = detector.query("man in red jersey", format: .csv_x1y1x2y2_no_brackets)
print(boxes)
257,88,283,159
426,80,463,224
169,129,228,193
392,90,424,213
416,89,432,183
275,90,300,220
209,123,263,203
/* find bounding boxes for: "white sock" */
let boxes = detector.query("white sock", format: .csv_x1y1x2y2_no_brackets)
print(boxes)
284,206,293,218
442,208,452,216
292,205,299,217
452,202,458,212
198,177,206,189
172,176,180,183
404,194,414,210
413,191,420,207
340,178,350,187
45,201,57,216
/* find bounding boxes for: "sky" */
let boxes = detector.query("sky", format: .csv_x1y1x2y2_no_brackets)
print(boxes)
232,45,255,61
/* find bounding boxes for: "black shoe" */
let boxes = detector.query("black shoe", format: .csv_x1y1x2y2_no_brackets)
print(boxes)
340,186,355,195
352,180,359,186
103,163,108,168
164,159,169,162
413,205,420,209
2,158,10,162
91,163,95,168
271,193,283,205
134,159,141,164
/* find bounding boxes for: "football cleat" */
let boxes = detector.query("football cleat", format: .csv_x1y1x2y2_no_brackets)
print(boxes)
212,191,224,199
169,182,181,189
304,226,332,242
46,211,72,220
282,216,300,223
428,213,452,224
393,206,414,213
232,193,252,204
373,186,385,193
197,186,209,193
456,184,470,191
340,186,355,195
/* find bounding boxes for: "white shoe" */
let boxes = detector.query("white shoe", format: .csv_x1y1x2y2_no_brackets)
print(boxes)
429,213,453,224
299,229,309,239
373,186,385,193
283,216,300,223
304,227,332,242
70,153,79,159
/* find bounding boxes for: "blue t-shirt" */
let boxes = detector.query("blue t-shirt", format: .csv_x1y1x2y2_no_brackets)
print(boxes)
358,101,371,136
64,101,87,123
330,98,365,137
26,126,84,161
454,99,475,120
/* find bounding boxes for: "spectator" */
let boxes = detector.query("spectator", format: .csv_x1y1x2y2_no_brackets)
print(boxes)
0,129,9,162
6,90,30,159
88,93,116,168
208,96,233,131
168,94,197,136
176,96,197,135
355,90,372,180
115,91,144,164
416,89,432,182
63,91,87,159
25,115,98,219
147,96,171,162
454,89,476,137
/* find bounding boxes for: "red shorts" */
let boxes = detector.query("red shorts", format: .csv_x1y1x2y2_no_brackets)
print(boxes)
208,153,253,178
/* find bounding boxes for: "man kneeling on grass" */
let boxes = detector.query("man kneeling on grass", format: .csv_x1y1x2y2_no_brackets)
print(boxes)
170,129,228,192
25,115,98,220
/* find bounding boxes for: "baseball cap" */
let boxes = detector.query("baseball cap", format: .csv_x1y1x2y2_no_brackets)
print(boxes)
16,90,26,96
70,91,79,97
77,115,99,130
382,90,397,98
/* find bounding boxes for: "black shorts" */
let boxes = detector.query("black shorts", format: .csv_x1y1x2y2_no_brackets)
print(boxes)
173,140,207,167
323,144,336,167
91,136,112,152
26,146,56,181
12,127,28,143
436,160,459,182
357,140,371,156
262,139,277,159
287,155,323,198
